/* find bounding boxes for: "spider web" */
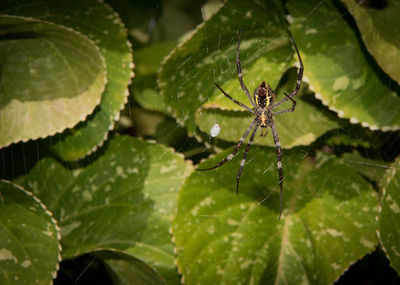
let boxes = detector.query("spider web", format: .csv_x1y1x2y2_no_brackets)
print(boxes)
1,0,399,284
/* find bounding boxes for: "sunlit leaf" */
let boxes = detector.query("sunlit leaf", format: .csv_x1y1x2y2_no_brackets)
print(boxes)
0,180,61,285
0,15,105,148
17,135,193,283
160,0,340,147
341,0,400,84
287,0,400,131
159,0,286,133
173,148,378,284
378,156,400,274
0,0,133,161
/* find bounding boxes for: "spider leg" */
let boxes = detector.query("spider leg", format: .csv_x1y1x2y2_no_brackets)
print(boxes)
197,119,257,171
272,92,296,115
236,124,259,194
272,30,303,109
236,28,257,108
270,122,284,220
214,82,254,113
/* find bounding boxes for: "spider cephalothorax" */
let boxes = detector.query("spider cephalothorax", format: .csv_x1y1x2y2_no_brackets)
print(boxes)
197,29,303,219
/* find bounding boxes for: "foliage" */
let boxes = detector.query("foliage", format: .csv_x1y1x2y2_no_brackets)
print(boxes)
0,0,399,284
341,0,400,85
174,150,378,284
287,0,400,131
0,0,133,161
0,180,61,284
0,15,106,149
379,156,400,273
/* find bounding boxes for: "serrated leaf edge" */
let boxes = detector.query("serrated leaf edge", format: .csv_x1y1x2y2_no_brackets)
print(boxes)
69,0,135,161
0,179,62,283
292,38,400,132
376,156,400,263
0,14,108,148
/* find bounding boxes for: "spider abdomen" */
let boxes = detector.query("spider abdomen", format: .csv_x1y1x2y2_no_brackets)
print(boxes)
256,94,267,108
255,81,275,108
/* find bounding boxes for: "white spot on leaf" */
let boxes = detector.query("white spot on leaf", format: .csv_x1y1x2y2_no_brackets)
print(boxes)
0,248,17,263
21,260,31,268
82,190,93,201
322,228,343,237
305,28,317,34
389,201,400,213
360,237,375,248
333,76,349,91
61,221,81,236
161,165,177,173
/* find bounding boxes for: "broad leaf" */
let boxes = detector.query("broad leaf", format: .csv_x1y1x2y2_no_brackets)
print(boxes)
0,180,61,285
0,0,133,161
324,125,378,149
96,250,166,285
159,0,286,133
173,148,378,284
287,0,400,131
341,152,390,183
0,15,105,148
378,156,400,274
341,0,400,84
17,135,193,283
160,0,340,147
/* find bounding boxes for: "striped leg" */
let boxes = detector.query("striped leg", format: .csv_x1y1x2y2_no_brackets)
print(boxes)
270,123,284,220
272,30,303,109
197,119,257,171
272,92,296,115
214,82,254,113
236,29,256,108
236,124,259,194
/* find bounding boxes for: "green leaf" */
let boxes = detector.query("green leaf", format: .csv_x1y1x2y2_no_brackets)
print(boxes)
17,135,192,283
0,180,61,285
286,0,400,131
341,0,400,84
133,42,176,114
378,156,400,274
173,149,378,284
159,0,287,133
340,152,390,182
0,0,133,161
323,125,377,148
96,250,166,285
0,15,105,148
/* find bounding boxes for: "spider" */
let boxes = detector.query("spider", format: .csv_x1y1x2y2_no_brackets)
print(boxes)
197,29,303,219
